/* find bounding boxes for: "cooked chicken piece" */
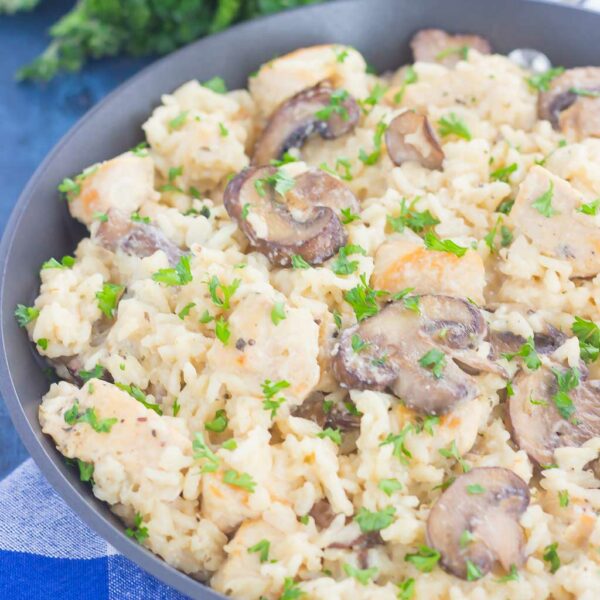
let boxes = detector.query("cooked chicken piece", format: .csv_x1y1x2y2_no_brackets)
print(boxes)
249,44,369,117
509,166,600,277
372,239,486,304
67,152,158,227
410,29,492,67
206,294,320,404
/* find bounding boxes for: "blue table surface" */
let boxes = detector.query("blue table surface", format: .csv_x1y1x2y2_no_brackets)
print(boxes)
0,1,153,479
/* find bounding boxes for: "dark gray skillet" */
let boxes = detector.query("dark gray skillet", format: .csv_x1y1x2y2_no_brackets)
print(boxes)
1,0,599,597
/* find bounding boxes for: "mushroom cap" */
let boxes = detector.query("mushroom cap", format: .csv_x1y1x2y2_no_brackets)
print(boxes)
252,83,360,166
427,467,530,580
95,209,183,266
410,29,492,67
223,166,356,267
509,166,600,278
385,111,444,169
538,67,600,139
508,366,600,466
332,295,496,415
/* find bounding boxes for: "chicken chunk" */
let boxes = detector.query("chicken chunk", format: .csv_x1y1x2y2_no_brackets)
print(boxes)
68,152,158,227
372,239,486,303
509,166,600,278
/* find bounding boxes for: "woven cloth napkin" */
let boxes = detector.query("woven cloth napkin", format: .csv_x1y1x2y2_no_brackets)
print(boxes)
0,459,189,599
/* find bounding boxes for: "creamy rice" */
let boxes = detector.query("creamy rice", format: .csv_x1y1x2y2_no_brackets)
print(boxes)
17,36,600,599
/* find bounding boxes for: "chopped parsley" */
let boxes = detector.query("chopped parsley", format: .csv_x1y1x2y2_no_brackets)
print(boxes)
222,438,237,451
343,563,378,585
115,383,162,415
41,255,75,269
192,432,219,472
484,217,512,252
354,506,395,533
496,564,520,583
130,212,150,224
435,45,469,61
214,316,230,345
558,489,569,507
404,545,441,573
168,111,188,131
466,559,484,581
340,207,361,224
262,379,290,418
248,539,271,563
387,198,440,234
271,301,286,325
207,275,240,309
531,181,557,217
199,309,214,324
380,425,413,462
125,512,149,544
205,409,228,433
57,177,81,197
502,336,541,370
577,199,600,215
396,578,415,600
315,89,350,122
178,302,196,320
218,122,229,137
344,274,387,321
460,529,475,548
130,142,149,157
551,367,580,420
378,478,402,496
280,578,305,600
76,459,94,482
438,113,471,141
317,427,342,445
334,46,349,63
526,67,564,92
291,254,311,269
96,283,124,318
36,338,48,350
202,76,227,94
359,120,387,165
331,244,366,276
172,398,181,417
14,304,39,327
466,484,486,495
158,165,184,194
78,364,105,383
543,542,561,573
393,65,418,104
361,83,388,112
423,231,468,257
223,469,256,493
93,211,109,222
418,348,446,379
490,162,517,182
418,415,439,435
351,334,369,353
496,197,515,215
568,87,600,98
255,168,295,197
572,316,600,363
64,401,118,433
438,440,470,472
152,255,193,286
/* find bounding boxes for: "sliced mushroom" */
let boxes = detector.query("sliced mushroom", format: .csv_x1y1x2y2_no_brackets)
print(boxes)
224,166,357,267
509,166,600,278
252,83,360,166
427,467,529,580
309,499,337,530
488,324,567,359
508,366,600,466
95,209,183,266
332,295,500,415
538,67,600,139
385,111,444,169
410,29,492,67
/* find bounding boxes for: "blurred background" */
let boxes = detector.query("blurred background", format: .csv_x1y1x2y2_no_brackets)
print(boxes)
0,0,598,479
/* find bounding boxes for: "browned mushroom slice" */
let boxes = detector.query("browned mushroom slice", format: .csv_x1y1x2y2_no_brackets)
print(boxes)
332,295,493,415
223,166,355,267
252,83,360,166
385,112,444,169
488,324,567,358
410,29,492,67
509,166,600,278
508,366,600,466
427,467,529,580
309,499,337,529
538,67,600,139
95,209,183,266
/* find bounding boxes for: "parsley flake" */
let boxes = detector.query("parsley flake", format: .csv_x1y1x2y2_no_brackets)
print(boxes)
125,512,149,544
378,478,402,496
531,181,557,217
317,427,342,445
404,545,441,573
418,348,446,379
96,283,124,318
438,113,471,140
343,563,378,585
248,539,271,563
223,469,256,493
205,409,228,433
572,316,600,363
152,255,193,287
14,304,39,327
354,506,395,533
424,231,468,257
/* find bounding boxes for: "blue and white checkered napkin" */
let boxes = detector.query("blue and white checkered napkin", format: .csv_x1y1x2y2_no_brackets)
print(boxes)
0,459,189,600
